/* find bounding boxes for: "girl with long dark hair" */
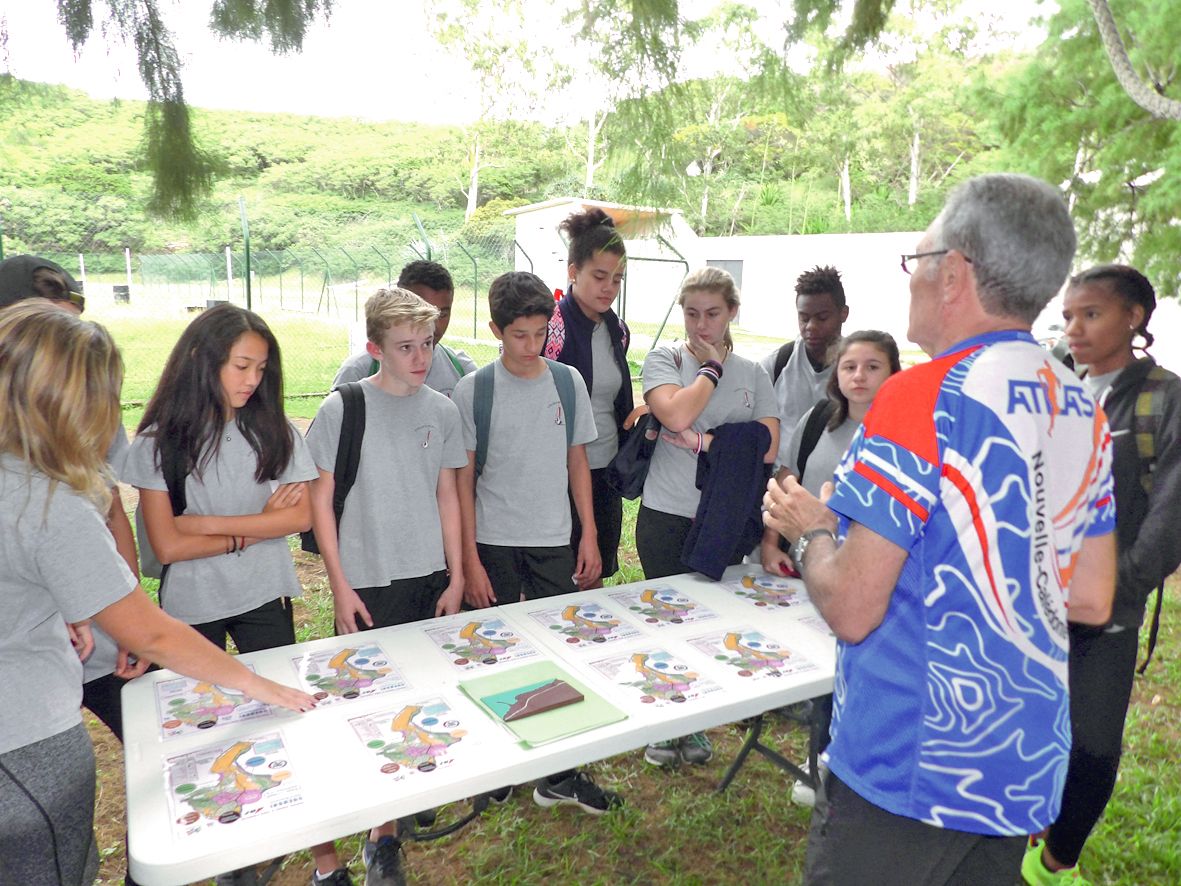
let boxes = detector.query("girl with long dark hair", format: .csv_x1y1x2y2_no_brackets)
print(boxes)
124,303,318,652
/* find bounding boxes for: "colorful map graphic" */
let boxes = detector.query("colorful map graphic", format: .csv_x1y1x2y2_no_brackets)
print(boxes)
155,670,271,740
291,643,408,706
608,586,718,628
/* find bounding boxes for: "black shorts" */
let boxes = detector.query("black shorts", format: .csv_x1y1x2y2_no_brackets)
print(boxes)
803,771,1025,885
347,570,450,632
570,467,623,578
192,596,295,654
477,543,577,602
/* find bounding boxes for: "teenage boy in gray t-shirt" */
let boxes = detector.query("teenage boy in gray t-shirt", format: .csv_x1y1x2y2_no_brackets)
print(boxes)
305,287,468,886
332,261,477,397
452,271,621,815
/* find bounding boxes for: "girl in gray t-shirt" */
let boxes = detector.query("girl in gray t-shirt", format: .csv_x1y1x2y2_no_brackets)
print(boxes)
124,304,317,653
638,267,779,769
0,303,314,886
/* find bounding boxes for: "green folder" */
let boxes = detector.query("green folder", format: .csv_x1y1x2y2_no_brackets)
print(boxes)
459,661,627,748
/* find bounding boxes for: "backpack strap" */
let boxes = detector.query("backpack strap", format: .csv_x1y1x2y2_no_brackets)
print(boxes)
156,444,189,587
795,399,836,483
437,343,468,378
331,382,366,527
1134,367,1168,673
301,382,366,555
473,360,576,480
544,358,577,450
473,363,496,479
772,341,795,385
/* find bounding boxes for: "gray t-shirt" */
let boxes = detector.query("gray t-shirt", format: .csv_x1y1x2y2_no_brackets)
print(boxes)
333,344,478,398
759,343,834,470
83,426,133,683
642,346,778,518
585,320,625,470
0,455,137,754
305,380,468,587
452,360,596,547
121,422,317,624
783,409,859,498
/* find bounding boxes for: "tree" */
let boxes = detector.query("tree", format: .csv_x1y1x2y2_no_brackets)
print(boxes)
995,0,1181,296
6,0,334,217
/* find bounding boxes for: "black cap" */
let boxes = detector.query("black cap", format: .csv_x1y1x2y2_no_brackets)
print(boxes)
0,254,86,311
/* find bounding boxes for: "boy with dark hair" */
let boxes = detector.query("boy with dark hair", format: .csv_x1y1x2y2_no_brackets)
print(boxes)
333,261,477,396
306,287,469,886
452,271,620,814
759,265,848,573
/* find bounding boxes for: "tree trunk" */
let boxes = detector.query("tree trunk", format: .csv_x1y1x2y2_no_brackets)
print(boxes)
840,155,852,223
1086,0,1181,120
465,132,481,221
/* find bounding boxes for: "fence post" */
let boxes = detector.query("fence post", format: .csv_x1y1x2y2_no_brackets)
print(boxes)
413,213,433,260
238,196,252,310
225,246,234,300
78,253,86,286
124,247,133,290
370,246,393,287
339,247,362,322
307,246,334,316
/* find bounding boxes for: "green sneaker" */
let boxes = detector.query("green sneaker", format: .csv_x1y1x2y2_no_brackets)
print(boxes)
643,739,681,767
1021,839,1091,885
678,732,713,765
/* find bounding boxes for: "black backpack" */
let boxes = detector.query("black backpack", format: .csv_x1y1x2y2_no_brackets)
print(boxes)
300,382,366,555
771,341,795,385
795,399,836,483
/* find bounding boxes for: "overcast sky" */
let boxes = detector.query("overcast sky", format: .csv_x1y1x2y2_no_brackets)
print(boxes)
0,1,1046,125
0,1,488,123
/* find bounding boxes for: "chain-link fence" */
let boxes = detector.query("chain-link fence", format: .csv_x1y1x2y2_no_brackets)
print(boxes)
0,196,540,408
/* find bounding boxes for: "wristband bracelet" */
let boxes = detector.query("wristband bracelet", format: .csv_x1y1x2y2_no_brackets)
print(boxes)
693,431,703,455
696,365,720,387
702,359,724,378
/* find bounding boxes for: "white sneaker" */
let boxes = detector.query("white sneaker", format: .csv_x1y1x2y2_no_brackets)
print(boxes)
790,760,826,807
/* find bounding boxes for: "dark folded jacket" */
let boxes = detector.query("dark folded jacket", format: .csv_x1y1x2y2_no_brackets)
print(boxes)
682,422,772,580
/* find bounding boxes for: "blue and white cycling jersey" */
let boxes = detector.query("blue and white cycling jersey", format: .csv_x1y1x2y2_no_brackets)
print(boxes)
825,329,1115,836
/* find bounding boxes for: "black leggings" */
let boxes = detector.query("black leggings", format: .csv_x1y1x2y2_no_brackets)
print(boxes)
1045,622,1140,867
636,504,744,580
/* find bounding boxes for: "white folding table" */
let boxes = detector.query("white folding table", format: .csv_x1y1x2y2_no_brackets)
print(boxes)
122,565,835,885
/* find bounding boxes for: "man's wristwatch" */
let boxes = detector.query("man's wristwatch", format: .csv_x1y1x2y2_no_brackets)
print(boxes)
791,528,837,568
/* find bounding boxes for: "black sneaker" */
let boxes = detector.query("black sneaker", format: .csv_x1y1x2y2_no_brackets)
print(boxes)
532,770,622,815
486,785,513,805
311,868,354,886
362,836,406,886
413,807,438,829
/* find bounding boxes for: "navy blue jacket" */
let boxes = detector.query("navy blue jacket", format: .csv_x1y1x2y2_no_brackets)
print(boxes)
682,422,773,580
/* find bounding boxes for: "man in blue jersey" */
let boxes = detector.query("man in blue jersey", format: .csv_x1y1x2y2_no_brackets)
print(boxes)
763,173,1117,885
